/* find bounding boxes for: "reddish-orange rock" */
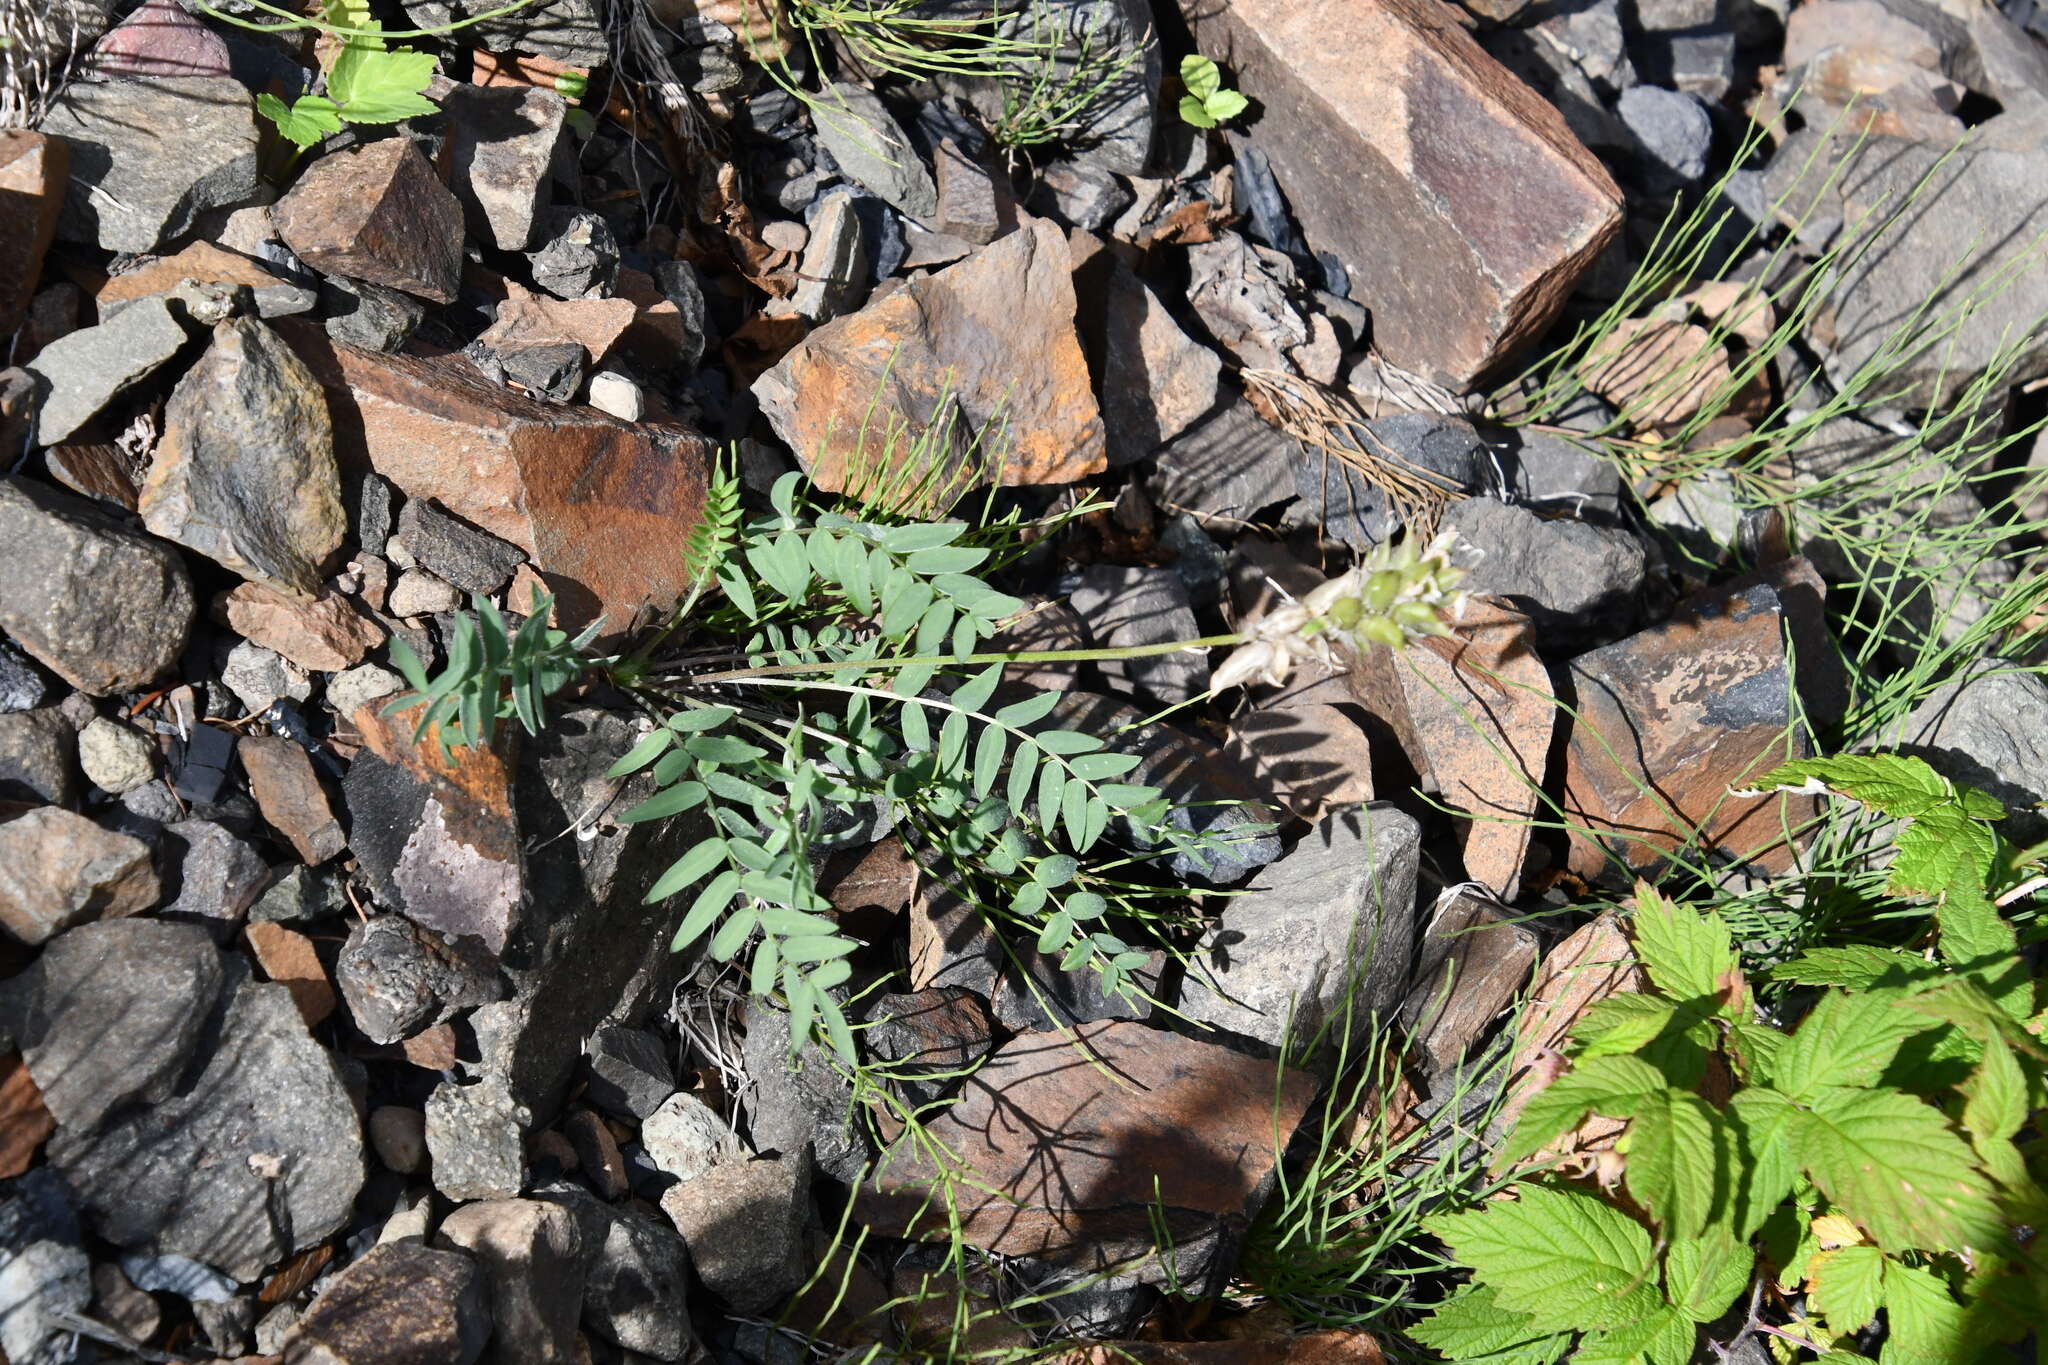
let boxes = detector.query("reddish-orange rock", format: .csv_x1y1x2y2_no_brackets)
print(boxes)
240,735,346,863
858,1021,1317,1291
97,240,290,308
223,582,384,672
289,328,711,630
0,131,67,330
1177,0,1621,389
475,279,636,366
754,218,1106,490
0,1051,55,1179
245,920,336,1027
1499,913,1644,1163
273,137,464,303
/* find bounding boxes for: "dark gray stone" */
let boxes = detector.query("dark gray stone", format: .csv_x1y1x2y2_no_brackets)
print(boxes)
0,640,52,714
7,919,224,1133
25,294,191,445
0,708,78,805
1029,159,1132,232
653,260,711,371
0,1172,90,1365
160,818,273,941
1146,393,1299,526
1288,412,1484,549
859,988,997,1108
1442,496,1647,640
1901,658,2048,842
395,498,525,596
0,476,195,697
534,1182,694,1361
811,82,938,221
659,1150,811,1315
584,1024,677,1121
323,276,427,353
1068,564,1207,707
249,862,349,925
526,207,619,300
49,972,366,1281
417,0,607,66
1180,802,1422,1057
741,1001,868,1184
337,914,503,1045
1618,85,1714,193
43,76,264,254
1502,427,1626,520
442,83,569,252
281,1240,491,1365
993,947,1164,1033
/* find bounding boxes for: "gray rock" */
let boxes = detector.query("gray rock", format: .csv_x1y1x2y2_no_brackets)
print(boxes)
1618,85,1713,193
388,567,464,618
1146,393,1299,526
421,0,607,65
139,317,346,595
526,207,619,300
337,914,502,1044
6,916,218,1129
787,190,869,324
0,807,161,945
43,76,264,254
1901,659,2048,841
436,1198,585,1365
1639,27,1737,98
1069,564,1207,706
812,83,938,220
326,663,402,722
0,708,78,805
221,639,312,714
0,640,52,714
426,1076,529,1201
1093,258,1222,467
322,275,427,353
160,819,272,941
77,715,155,794
659,1150,811,1315
859,988,997,1108
49,972,365,1281
250,862,349,925
1029,159,1132,232
25,294,190,445
993,946,1163,1032
535,1182,694,1360
194,1294,257,1354
1289,412,1484,549
1503,427,1626,520
369,1105,427,1175
742,1002,868,1184
281,1241,490,1365
119,1250,237,1302
584,1025,677,1121
0,476,195,697
395,499,525,596
1180,802,1422,1056
1634,0,1717,30
640,1092,740,1184
1443,496,1647,638
953,0,1159,175
0,1180,89,1365
653,260,712,372
442,83,568,252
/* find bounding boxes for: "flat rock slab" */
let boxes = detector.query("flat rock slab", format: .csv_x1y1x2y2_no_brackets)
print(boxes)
1178,0,1621,389
288,328,710,632
755,218,1106,490
26,294,191,446
859,1021,1317,1294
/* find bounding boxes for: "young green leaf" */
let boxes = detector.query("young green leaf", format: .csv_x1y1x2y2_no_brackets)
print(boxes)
1791,1086,2003,1255
258,93,343,147
1181,53,1221,100
1629,883,1741,1011
328,44,440,123
1424,1185,1663,1335
1808,1244,1885,1333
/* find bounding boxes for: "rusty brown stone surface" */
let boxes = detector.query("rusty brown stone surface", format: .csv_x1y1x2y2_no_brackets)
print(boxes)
1177,0,1621,390
477,279,636,365
273,137,465,303
1561,570,1823,880
0,131,67,330
98,241,286,308
857,1021,1317,1288
287,327,712,632
245,920,337,1028
0,1051,55,1179
754,217,1106,489
1399,889,1539,1076
223,582,384,673
1345,597,1554,898
1576,317,1731,429
1497,913,1643,1167
240,736,346,864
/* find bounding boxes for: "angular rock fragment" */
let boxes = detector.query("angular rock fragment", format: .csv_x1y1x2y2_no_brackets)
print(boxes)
0,709,77,806
89,0,233,78
274,137,464,304
290,329,712,630
1181,803,1421,1053
223,582,383,673
8,919,222,1132
812,82,937,220
0,808,159,945
49,974,365,1281
336,914,503,1045
1146,394,1300,527
281,1241,489,1365
1399,889,1539,1076
1223,702,1376,821
43,76,263,254
25,293,190,445
240,736,345,864
741,999,867,1183
440,82,568,251
426,1076,529,1201
1900,658,2048,842
77,715,155,794
526,206,618,300
660,1150,811,1314
755,219,1105,490
584,1025,676,1121
640,1091,739,1184
861,1022,1317,1293
160,818,271,939
0,131,67,331
1070,564,1208,706
244,920,335,1027
141,318,345,594
435,1198,585,1365
1078,252,1222,467
1442,498,1646,640
0,1173,90,1365
97,240,316,320
535,1183,694,1360
1176,0,1622,388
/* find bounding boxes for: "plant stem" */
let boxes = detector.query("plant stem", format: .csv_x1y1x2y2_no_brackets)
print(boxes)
685,634,1247,684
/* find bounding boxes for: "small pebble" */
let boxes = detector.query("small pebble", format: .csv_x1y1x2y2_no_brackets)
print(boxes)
370,1105,427,1174
77,715,156,794
759,219,809,253
587,370,646,422
388,569,462,618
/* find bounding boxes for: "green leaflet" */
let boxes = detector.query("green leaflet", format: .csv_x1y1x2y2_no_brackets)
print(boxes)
1791,1086,2003,1255
1426,1185,1662,1335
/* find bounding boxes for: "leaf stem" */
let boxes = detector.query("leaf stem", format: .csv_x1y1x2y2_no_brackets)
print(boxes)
685,634,1246,684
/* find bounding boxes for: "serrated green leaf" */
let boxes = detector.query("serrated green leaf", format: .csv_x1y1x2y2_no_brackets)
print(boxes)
608,728,673,777
644,838,729,902
620,780,708,824
1406,1285,1569,1364
1666,1228,1752,1324
258,92,343,147
1630,884,1741,1011
328,43,440,123
1749,753,1956,817
1792,1086,2003,1254
1774,987,1940,1101
1611,1086,1722,1240
1726,1087,1801,1239
1961,1031,2027,1144
1571,994,1679,1058
1771,946,1940,990
1502,1054,1665,1164
1808,1245,1885,1333
1880,1259,1967,1365
1425,1185,1661,1334
1573,1305,1694,1365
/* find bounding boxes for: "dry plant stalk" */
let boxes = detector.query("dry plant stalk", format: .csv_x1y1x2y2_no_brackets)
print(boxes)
0,0,89,129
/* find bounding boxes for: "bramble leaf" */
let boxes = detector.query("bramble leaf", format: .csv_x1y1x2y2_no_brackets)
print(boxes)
328,43,440,124
1791,1086,2003,1255
1629,882,1742,1012
1424,1185,1661,1334
257,93,343,147
1808,1244,1884,1333
1406,1285,1569,1364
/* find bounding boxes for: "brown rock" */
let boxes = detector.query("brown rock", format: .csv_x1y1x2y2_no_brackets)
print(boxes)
1561,572,1822,880
823,834,918,917
1177,0,1621,389
755,218,1106,490
1399,889,1539,1076
224,582,384,672
274,138,465,304
0,131,67,330
287,328,712,631
90,0,234,78
0,1051,55,1179
142,317,347,594
246,920,337,1027
1345,597,1554,898
402,1024,461,1071
1224,703,1376,820
98,240,293,308
564,1108,629,1201
475,280,636,367
280,1240,488,1364
241,736,346,863
0,807,160,944
1497,913,1642,1160
1077,246,1223,466
1576,317,1730,429
45,442,141,511
858,1021,1317,1292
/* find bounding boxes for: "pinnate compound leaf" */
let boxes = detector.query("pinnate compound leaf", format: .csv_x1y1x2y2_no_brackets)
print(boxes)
1406,1285,1568,1364
1424,1185,1661,1334
1807,1245,1885,1333
620,780,707,824
1791,1086,2003,1254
